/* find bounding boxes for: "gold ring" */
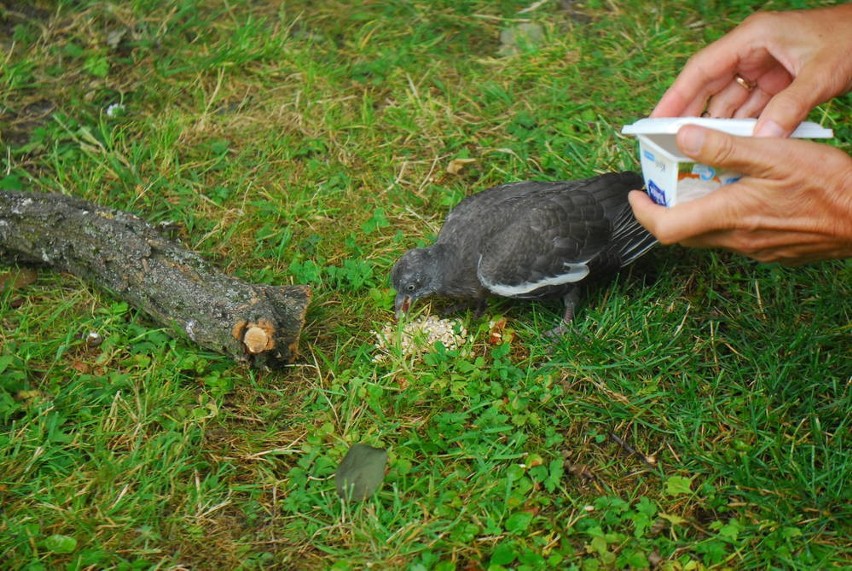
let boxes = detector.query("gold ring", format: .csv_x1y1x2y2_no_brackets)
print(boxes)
735,75,756,92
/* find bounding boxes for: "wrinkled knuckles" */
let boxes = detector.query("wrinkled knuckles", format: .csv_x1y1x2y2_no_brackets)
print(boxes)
727,232,769,257
703,131,739,166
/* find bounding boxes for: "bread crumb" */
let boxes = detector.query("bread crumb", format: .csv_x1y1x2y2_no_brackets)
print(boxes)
373,315,468,362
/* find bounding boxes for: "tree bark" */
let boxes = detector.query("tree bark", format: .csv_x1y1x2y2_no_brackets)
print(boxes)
0,191,311,370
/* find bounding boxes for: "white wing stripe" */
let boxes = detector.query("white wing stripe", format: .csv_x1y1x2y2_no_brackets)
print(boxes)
478,258,590,296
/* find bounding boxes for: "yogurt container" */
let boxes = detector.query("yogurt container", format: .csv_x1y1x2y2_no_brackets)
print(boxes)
621,118,833,207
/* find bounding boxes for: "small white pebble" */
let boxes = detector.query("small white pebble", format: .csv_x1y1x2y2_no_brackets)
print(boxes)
85,331,103,348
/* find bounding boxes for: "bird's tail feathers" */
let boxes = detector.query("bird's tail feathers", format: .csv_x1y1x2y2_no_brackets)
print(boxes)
611,204,657,266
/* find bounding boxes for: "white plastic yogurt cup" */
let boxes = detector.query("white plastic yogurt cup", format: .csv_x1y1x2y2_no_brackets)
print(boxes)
621,118,833,207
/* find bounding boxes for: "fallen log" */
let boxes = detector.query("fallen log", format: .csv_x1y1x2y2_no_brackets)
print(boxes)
0,191,310,369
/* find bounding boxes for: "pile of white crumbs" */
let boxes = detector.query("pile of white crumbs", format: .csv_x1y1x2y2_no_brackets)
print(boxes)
373,315,468,362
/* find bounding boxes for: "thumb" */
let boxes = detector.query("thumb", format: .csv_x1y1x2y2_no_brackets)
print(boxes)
627,190,661,233
676,125,777,179
628,186,741,245
754,72,824,137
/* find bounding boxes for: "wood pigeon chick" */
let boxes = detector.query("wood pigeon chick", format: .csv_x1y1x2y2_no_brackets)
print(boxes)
391,171,656,332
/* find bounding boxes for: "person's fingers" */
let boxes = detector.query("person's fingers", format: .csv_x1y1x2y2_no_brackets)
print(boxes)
651,49,741,118
629,185,742,245
684,228,847,264
747,65,794,100
651,85,708,118
754,69,832,137
632,189,850,264
705,79,754,117
676,125,780,178
732,87,773,118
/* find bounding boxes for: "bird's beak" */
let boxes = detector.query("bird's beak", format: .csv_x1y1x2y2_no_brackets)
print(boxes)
394,292,412,318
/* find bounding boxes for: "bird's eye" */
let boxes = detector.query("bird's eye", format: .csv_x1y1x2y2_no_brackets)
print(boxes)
406,284,416,292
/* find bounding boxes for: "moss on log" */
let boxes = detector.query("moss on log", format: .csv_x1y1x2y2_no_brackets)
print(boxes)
0,191,310,369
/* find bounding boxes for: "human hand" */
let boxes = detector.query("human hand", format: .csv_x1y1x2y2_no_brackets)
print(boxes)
628,125,852,264
652,5,852,137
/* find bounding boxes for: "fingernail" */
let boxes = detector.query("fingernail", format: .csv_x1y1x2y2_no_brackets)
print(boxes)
678,125,705,156
754,119,785,138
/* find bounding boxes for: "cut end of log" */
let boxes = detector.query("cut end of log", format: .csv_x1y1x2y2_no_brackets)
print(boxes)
227,291,308,368
234,318,277,355
244,326,270,354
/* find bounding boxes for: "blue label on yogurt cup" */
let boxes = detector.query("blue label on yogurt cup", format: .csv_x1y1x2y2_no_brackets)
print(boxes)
647,180,667,206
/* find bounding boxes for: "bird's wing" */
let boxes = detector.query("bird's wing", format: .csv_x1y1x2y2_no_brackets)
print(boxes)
443,172,643,229
442,181,560,228
475,191,612,297
569,171,656,266
435,181,568,263
609,202,658,266
569,171,645,219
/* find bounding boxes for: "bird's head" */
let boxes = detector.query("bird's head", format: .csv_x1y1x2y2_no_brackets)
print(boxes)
391,247,443,316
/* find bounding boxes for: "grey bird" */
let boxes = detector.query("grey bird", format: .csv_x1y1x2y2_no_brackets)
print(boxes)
391,171,656,333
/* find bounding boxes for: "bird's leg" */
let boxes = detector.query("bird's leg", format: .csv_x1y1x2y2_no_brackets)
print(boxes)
546,288,580,337
471,298,489,318
440,298,488,318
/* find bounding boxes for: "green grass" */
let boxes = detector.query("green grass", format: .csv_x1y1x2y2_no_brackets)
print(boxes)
1,0,850,569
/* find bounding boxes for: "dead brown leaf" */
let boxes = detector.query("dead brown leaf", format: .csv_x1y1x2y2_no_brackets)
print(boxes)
0,268,38,292
446,157,476,175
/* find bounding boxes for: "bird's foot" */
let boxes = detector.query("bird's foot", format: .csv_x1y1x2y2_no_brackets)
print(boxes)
544,290,579,338
545,323,569,338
